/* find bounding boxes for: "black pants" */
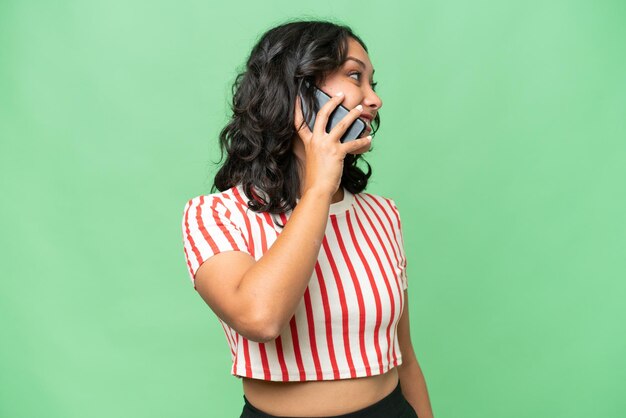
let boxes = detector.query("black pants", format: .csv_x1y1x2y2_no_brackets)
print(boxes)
239,380,418,418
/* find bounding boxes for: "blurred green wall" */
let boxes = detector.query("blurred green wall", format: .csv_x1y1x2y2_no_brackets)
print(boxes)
1,1,625,417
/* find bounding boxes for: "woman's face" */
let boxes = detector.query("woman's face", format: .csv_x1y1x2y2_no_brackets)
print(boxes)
318,37,383,139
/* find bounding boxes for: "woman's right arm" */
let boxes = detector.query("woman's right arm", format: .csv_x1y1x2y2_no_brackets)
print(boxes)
193,92,372,343
194,187,332,343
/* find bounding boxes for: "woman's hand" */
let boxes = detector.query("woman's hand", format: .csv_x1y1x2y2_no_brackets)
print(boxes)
294,92,372,198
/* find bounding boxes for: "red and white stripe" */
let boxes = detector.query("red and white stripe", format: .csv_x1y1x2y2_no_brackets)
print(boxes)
181,184,409,381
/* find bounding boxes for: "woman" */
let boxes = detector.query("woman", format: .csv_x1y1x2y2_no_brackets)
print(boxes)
182,19,434,418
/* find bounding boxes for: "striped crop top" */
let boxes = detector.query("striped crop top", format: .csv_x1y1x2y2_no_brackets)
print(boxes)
181,184,409,381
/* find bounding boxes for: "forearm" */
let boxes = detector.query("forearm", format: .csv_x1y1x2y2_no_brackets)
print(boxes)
238,187,332,338
398,357,434,418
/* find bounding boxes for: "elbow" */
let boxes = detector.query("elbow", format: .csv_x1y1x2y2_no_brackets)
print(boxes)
253,330,279,344
241,309,280,344
246,321,278,343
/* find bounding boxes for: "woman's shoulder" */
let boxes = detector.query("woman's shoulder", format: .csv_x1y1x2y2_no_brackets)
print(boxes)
351,189,405,231
182,184,251,215
354,189,401,212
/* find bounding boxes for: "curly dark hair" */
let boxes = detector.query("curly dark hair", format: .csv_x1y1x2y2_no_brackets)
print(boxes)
211,19,380,220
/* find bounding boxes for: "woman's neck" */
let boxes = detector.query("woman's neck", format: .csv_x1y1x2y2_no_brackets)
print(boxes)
331,187,344,204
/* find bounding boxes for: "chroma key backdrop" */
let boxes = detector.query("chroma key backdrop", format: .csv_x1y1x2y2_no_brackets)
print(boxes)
1,1,625,417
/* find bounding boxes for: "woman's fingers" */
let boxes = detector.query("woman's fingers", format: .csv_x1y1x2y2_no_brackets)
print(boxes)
327,103,365,142
296,88,371,156
343,134,372,155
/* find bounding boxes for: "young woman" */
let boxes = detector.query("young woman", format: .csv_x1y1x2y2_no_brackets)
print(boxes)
182,20,434,418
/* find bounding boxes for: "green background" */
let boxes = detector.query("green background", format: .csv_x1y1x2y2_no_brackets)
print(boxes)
1,1,625,417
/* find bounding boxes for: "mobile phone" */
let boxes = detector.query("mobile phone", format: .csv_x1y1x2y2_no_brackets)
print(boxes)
299,82,366,143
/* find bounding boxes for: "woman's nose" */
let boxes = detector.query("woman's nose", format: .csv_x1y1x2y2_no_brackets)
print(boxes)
363,89,382,110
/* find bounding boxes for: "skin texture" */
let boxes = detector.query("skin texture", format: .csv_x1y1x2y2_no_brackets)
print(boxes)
241,37,435,417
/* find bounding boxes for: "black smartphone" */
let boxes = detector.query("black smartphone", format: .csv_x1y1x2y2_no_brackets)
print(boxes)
299,82,366,143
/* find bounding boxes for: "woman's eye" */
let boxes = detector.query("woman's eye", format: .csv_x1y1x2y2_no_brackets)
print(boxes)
349,72,378,91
